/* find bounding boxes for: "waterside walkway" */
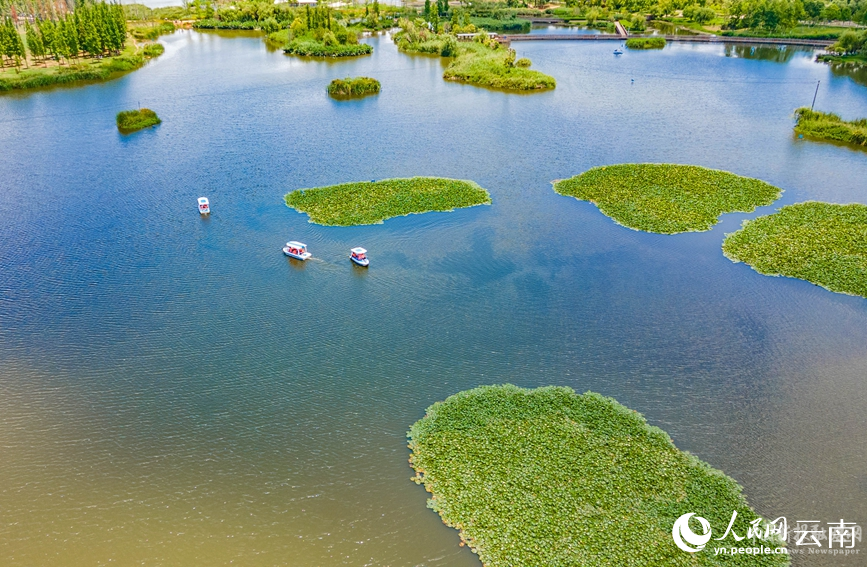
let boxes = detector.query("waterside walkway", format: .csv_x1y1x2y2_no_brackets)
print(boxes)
500,33,835,47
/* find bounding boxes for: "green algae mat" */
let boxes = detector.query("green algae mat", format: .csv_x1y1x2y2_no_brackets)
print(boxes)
723,202,867,298
285,177,491,226
408,385,788,567
553,164,782,234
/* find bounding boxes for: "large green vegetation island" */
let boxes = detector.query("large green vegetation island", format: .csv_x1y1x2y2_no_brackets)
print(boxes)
395,19,554,91
116,108,161,133
284,177,490,226
0,1,164,92
553,164,782,234
723,202,867,298
795,107,867,149
408,385,788,567
326,76,380,99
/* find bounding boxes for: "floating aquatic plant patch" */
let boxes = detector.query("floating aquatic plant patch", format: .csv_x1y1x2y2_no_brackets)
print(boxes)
722,202,867,298
285,177,491,226
794,108,867,150
552,164,782,233
326,76,381,99
408,384,789,567
116,108,161,133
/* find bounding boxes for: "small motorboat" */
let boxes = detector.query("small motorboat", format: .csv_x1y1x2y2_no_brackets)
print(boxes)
350,247,369,267
198,197,210,215
283,241,312,261
613,49,623,55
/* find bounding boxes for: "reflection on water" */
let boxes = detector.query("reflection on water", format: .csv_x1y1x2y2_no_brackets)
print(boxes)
825,59,867,87
724,43,813,63
1,30,867,567
529,24,602,35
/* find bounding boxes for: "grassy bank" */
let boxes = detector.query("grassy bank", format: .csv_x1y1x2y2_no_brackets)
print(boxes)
0,41,162,93
720,26,848,40
130,21,176,40
625,37,666,49
395,22,554,92
408,384,789,567
553,164,782,234
443,41,555,90
285,177,490,226
795,107,867,149
116,108,161,133
470,16,531,34
326,76,380,98
723,202,867,298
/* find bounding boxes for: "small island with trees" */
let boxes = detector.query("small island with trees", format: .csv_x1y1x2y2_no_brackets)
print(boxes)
408,384,788,567
284,177,491,226
326,76,380,99
794,107,867,149
395,18,554,92
116,108,161,133
723,202,867,298
270,5,371,57
553,164,782,234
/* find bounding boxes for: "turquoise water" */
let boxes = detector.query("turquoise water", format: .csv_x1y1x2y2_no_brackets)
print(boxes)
1,31,866,566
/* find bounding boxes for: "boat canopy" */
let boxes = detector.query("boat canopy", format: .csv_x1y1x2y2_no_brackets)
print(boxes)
351,247,367,255
198,197,208,204
287,241,307,249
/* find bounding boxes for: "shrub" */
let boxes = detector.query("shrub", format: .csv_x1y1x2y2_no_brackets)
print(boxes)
515,57,531,67
625,37,666,49
116,108,161,133
326,76,381,98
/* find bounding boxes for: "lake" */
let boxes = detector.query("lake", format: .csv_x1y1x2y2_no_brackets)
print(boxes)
1,31,866,566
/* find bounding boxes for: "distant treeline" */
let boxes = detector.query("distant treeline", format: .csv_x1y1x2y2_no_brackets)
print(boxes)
1,1,127,67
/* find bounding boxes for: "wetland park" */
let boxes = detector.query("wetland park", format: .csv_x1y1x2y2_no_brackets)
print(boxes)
1,0,867,565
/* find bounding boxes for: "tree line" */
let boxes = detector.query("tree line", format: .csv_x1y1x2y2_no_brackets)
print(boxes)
1,0,127,68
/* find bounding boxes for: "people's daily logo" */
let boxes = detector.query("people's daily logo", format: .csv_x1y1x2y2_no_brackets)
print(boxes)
672,513,712,552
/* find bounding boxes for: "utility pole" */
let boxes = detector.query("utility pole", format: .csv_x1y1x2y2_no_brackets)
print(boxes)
811,80,820,111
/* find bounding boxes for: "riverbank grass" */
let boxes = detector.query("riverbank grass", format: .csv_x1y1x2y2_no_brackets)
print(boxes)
553,164,782,233
794,108,867,149
626,37,666,49
395,21,555,91
327,76,380,98
723,202,867,298
116,108,161,133
285,177,490,226
409,384,788,567
0,40,162,93
443,41,556,91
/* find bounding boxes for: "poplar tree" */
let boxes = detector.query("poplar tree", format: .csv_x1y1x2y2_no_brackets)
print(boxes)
26,20,45,62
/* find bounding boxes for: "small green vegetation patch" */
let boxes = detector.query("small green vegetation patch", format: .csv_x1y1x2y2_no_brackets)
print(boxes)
723,202,867,298
326,76,380,99
408,384,788,567
553,164,782,234
794,108,867,149
116,108,161,133
443,41,556,91
626,37,667,49
285,177,491,226
284,38,372,57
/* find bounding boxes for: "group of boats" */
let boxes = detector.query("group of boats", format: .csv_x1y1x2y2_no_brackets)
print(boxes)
283,242,369,267
198,197,369,267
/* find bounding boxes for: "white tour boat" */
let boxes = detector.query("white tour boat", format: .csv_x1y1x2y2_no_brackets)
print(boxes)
283,241,312,261
350,247,369,267
198,197,210,215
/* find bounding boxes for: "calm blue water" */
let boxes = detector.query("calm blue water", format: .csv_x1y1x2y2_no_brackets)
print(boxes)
1,31,866,566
